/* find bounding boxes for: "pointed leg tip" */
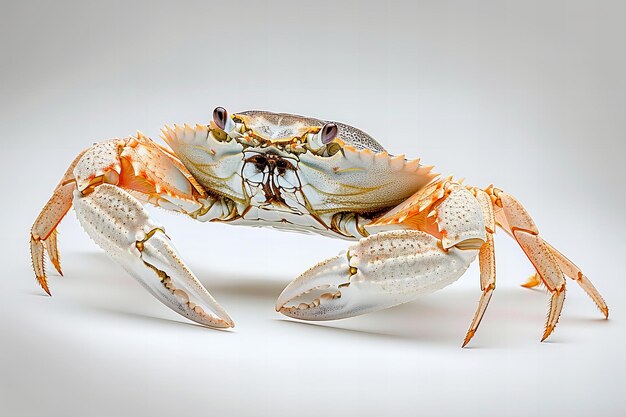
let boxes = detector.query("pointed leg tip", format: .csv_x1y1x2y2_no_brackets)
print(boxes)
36,276,52,296
39,281,52,296
52,263,63,276
601,307,609,319
541,326,554,342
462,331,475,348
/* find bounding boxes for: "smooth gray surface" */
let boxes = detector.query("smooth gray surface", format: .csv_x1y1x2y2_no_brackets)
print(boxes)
1,1,625,416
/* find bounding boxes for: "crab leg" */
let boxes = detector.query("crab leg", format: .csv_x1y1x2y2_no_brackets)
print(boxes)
31,149,88,293
462,189,496,347
520,242,608,318
543,242,608,317
490,189,567,341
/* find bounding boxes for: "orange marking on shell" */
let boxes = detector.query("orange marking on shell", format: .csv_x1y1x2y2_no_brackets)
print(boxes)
118,157,158,195
370,178,449,231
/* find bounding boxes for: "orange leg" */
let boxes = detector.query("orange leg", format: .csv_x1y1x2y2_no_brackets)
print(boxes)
519,247,607,320
490,188,568,341
462,188,496,347
521,247,608,319
489,187,609,320
30,149,87,294
546,242,608,317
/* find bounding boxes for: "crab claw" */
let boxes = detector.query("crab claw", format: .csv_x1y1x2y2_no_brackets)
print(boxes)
74,184,233,328
275,254,362,320
276,230,477,321
131,229,234,328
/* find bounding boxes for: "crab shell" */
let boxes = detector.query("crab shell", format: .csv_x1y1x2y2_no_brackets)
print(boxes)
161,111,438,226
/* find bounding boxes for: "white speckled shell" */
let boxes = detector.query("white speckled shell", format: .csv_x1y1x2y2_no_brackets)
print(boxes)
348,230,476,297
295,147,436,214
73,139,122,191
436,187,486,248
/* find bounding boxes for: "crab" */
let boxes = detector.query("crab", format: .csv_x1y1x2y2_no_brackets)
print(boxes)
30,107,609,346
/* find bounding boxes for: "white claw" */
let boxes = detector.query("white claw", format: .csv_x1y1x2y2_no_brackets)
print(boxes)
140,231,233,327
277,230,477,321
73,184,233,328
275,255,346,312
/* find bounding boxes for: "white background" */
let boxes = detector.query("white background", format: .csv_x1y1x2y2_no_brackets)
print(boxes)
2,1,625,416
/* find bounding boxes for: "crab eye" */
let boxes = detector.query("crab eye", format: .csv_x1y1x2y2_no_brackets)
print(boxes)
320,123,338,144
213,107,228,130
